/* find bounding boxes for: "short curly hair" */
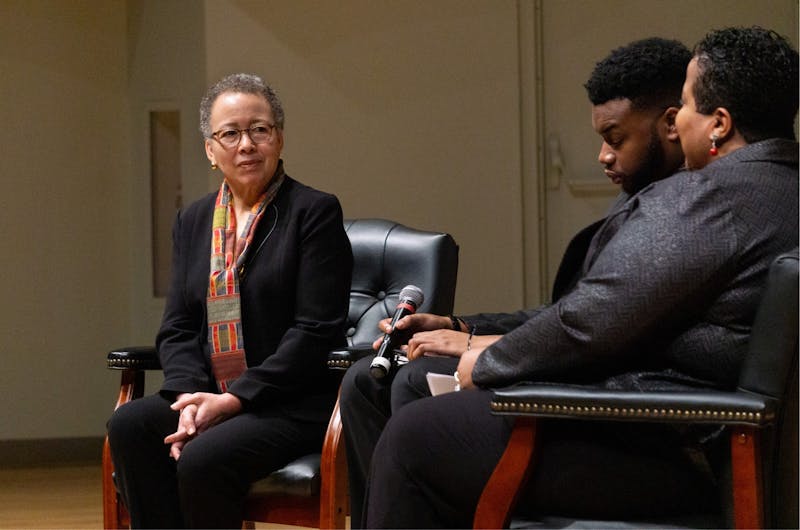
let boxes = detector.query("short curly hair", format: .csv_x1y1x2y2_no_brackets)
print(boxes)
693,26,798,142
199,73,284,138
585,37,691,111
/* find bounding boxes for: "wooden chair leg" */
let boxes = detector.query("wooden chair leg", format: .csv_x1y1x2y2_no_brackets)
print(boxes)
473,417,538,529
103,368,145,529
730,425,763,529
319,395,348,530
102,437,122,529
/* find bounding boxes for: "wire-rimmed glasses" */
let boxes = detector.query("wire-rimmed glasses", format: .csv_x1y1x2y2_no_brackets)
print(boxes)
211,124,278,148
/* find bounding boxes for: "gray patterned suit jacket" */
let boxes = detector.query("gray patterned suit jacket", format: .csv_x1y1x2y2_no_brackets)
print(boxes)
472,138,799,392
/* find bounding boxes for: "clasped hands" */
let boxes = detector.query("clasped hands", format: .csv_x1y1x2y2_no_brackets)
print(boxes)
371,313,501,390
164,392,242,460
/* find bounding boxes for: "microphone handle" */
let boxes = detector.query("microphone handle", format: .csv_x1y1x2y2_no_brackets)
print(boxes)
376,305,413,358
370,305,416,379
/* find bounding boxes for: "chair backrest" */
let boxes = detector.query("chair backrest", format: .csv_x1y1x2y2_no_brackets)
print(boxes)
343,219,459,347
738,249,799,396
736,248,798,529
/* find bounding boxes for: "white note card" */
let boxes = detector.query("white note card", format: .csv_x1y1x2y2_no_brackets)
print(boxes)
426,372,459,396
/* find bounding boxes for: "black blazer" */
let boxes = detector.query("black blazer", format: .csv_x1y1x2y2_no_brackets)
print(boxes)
156,172,353,419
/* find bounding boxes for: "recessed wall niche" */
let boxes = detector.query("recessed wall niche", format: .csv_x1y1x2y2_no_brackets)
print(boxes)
149,110,182,297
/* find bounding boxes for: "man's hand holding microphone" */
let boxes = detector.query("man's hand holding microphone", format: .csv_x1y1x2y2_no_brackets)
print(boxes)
370,286,502,386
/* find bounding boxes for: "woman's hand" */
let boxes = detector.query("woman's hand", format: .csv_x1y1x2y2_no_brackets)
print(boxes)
164,392,243,459
455,347,484,390
406,331,501,361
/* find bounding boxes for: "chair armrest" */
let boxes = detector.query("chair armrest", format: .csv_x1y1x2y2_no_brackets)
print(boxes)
107,346,161,371
327,346,376,370
110,344,368,372
490,383,777,427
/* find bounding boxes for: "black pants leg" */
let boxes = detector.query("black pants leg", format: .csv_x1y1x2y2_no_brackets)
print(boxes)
107,393,328,528
107,394,183,528
339,355,459,529
364,389,508,528
364,389,719,528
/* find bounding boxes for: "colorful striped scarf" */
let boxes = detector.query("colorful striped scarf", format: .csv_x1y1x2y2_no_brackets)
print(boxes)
207,175,283,392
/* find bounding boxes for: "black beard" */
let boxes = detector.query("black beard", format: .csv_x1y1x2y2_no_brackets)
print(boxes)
624,125,665,195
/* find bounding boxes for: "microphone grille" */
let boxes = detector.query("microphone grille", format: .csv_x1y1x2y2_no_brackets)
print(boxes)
399,285,425,307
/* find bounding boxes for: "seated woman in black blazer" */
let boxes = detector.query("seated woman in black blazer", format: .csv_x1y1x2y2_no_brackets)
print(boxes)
107,73,353,528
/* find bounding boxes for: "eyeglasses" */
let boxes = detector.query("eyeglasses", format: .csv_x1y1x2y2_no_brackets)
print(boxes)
211,124,278,148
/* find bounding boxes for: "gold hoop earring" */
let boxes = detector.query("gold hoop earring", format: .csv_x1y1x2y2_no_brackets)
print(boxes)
211,163,218,170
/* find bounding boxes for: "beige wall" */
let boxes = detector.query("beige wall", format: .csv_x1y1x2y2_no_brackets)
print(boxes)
539,0,800,287
126,0,207,341
202,0,530,314
0,0,530,441
0,0,131,439
0,0,796,441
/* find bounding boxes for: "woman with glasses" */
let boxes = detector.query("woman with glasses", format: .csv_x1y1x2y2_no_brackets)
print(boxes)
107,73,353,528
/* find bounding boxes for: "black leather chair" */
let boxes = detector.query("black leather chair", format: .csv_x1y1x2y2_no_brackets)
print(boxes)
102,218,458,529
475,249,798,530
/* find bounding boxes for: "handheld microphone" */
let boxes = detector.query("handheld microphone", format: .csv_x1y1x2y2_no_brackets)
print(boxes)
370,285,425,379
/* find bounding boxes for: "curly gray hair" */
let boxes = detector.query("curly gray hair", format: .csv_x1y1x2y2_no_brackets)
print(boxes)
199,73,285,138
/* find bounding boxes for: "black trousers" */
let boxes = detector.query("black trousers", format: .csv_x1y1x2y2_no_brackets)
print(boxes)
339,354,459,529
106,393,328,529
364,389,720,528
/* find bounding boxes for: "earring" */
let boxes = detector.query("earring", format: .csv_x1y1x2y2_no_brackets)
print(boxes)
709,134,719,156
211,163,218,170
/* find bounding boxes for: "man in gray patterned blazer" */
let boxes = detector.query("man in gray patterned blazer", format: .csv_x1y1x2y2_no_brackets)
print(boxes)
362,27,798,528
341,37,693,529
